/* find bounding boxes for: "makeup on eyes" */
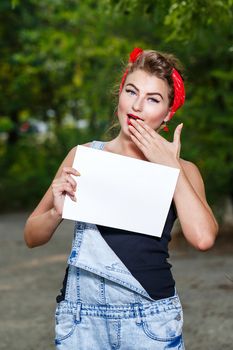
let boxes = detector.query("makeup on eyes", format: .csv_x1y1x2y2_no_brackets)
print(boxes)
125,83,163,101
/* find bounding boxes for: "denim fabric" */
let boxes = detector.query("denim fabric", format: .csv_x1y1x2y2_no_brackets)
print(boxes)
55,141,185,349
55,222,185,349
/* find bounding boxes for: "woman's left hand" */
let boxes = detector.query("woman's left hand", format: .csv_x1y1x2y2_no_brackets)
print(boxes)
129,118,183,168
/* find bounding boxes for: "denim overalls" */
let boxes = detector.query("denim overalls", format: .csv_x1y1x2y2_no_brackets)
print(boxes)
55,141,185,350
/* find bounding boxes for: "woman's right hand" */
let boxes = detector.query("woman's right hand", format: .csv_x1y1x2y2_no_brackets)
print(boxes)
51,167,80,216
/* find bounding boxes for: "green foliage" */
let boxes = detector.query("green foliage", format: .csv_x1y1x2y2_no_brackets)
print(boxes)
164,0,233,41
0,127,95,211
1,0,233,211
0,117,14,132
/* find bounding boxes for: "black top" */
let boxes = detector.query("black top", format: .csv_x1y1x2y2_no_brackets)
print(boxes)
57,203,177,302
97,202,177,300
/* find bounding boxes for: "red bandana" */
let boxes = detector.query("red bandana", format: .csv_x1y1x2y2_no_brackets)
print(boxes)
169,68,185,119
119,48,143,93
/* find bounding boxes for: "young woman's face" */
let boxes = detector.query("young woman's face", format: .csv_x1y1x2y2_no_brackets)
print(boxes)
117,69,170,136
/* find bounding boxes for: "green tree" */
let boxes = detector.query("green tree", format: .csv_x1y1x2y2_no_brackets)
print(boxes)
0,0,232,211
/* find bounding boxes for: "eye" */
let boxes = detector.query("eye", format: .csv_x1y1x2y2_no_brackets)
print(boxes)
125,88,136,96
148,97,160,103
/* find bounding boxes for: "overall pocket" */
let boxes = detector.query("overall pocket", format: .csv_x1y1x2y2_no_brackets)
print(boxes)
140,303,183,342
55,302,80,343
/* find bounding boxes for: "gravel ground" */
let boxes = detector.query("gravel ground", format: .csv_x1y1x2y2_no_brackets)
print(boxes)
0,213,232,350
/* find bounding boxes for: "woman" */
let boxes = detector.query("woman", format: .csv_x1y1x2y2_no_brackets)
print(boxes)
24,48,218,349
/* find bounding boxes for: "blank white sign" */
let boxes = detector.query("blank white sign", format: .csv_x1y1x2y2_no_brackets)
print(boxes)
62,145,179,237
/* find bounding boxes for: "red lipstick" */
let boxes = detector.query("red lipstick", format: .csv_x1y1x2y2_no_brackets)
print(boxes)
127,114,143,125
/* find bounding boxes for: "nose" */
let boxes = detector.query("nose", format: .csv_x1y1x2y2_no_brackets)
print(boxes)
132,96,143,112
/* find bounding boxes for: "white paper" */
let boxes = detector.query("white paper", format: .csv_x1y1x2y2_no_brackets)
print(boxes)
62,145,180,237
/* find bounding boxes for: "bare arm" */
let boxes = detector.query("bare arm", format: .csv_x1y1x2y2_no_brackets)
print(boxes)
24,146,79,248
174,160,218,250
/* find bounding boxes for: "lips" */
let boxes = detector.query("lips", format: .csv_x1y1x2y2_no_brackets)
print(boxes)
127,114,144,125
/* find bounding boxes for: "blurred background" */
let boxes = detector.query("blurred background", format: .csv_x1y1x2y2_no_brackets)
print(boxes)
0,0,232,349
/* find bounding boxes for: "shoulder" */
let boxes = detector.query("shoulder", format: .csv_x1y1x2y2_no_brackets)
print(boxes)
180,158,206,194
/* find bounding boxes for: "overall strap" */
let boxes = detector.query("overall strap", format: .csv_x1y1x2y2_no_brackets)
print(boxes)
90,140,105,150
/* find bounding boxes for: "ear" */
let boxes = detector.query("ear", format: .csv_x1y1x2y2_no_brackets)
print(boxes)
163,109,171,122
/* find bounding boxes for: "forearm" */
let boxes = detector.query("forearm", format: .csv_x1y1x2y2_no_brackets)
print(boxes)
24,208,63,248
174,164,218,250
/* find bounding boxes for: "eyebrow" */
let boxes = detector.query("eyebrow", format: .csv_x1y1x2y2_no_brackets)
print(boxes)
125,83,164,100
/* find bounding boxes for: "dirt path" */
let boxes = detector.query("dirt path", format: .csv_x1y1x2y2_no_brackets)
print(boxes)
0,213,232,350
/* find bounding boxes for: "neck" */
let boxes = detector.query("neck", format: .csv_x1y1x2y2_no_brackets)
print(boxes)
106,131,147,160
